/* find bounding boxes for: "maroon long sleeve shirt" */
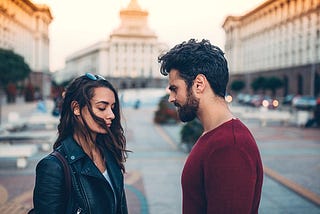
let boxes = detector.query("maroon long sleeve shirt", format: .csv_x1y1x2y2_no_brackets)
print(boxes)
181,119,263,214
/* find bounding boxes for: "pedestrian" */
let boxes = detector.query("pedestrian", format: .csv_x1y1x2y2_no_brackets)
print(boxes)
31,73,129,214
158,39,263,214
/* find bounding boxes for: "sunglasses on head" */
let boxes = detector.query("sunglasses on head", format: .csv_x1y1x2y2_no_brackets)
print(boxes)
85,72,106,81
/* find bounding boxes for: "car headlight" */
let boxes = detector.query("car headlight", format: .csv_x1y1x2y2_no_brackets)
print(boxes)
262,100,269,107
272,100,279,107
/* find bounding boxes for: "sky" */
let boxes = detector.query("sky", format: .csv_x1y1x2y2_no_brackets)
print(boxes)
33,0,266,71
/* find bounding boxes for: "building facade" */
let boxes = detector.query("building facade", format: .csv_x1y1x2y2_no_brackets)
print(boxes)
222,0,320,97
63,0,167,89
0,0,53,98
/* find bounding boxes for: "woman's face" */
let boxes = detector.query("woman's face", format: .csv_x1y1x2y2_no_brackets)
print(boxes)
81,87,116,134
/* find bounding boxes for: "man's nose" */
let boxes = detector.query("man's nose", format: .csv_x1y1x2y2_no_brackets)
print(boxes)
168,93,175,103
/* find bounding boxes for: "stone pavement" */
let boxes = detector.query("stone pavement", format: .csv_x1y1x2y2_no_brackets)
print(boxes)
0,99,320,213
0,100,185,214
242,119,320,213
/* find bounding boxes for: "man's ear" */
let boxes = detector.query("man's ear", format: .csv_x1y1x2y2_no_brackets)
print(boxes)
71,101,80,116
193,74,206,93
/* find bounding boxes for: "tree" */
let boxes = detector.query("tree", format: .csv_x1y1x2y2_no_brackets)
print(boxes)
0,48,31,87
265,76,283,97
180,119,203,152
230,79,245,93
251,76,267,93
0,49,31,103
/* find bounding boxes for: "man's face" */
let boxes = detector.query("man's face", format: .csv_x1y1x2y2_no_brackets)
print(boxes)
168,70,199,122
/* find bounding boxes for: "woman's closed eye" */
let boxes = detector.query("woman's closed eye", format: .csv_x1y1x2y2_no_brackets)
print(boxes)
94,100,115,112
97,104,114,112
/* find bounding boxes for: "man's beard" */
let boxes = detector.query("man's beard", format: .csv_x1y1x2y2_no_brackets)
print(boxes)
174,91,199,122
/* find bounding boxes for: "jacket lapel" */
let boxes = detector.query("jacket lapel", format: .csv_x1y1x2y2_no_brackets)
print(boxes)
62,136,104,180
104,148,123,199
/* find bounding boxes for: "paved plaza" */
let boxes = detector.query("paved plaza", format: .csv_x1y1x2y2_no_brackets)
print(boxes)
0,98,319,213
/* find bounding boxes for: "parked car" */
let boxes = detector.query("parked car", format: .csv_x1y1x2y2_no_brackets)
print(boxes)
250,95,279,109
242,94,254,106
263,98,279,109
292,96,317,110
250,95,267,107
282,94,297,105
236,93,246,103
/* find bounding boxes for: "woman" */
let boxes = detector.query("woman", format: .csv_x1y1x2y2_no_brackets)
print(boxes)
32,73,128,214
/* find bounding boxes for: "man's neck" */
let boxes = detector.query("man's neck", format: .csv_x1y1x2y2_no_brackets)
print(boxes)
198,97,234,133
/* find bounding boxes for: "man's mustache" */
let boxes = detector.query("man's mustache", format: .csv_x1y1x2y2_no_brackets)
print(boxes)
174,101,181,108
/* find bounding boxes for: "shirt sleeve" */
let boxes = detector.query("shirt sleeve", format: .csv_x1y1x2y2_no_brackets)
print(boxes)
33,156,67,214
203,147,257,214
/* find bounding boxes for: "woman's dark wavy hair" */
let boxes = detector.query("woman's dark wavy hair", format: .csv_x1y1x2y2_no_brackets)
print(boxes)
53,75,128,172
158,39,229,98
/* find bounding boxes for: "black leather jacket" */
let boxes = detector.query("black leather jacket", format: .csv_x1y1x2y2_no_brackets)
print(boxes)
33,136,128,214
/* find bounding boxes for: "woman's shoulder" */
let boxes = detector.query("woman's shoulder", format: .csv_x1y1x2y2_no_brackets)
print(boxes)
36,151,64,173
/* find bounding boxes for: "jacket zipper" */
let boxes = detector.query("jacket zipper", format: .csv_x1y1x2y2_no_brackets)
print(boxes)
76,208,82,214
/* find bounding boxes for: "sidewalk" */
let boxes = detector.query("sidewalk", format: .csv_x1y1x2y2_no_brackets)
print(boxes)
0,100,319,213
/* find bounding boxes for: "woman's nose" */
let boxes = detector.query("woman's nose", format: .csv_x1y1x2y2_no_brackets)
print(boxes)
106,108,115,120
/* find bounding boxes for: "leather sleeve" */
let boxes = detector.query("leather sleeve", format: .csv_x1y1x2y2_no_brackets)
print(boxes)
121,188,128,214
33,155,67,214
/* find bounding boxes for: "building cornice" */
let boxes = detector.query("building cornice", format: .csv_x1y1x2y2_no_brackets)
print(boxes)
10,0,53,22
222,0,320,30
34,4,53,23
222,16,241,29
1,0,53,34
65,41,110,62
110,33,157,39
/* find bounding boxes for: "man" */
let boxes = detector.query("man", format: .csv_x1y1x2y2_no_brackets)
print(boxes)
158,39,263,214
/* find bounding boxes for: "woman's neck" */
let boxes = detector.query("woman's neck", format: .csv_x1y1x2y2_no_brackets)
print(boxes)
73,133,96,156
73,133,106,172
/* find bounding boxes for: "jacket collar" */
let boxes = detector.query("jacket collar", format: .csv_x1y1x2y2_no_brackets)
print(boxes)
61,136,87,164
60,136,102,179
60,135,123,189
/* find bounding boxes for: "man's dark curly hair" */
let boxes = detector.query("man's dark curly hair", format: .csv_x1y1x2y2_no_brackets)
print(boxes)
158,39,229,98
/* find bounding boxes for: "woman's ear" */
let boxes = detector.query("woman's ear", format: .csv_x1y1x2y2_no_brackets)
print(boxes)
71,101,80,116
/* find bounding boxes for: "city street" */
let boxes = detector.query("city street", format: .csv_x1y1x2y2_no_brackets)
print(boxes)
2,0,319,213
0,96,319,213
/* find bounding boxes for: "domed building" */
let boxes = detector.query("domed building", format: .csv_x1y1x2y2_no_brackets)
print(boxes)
63,0,167,88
